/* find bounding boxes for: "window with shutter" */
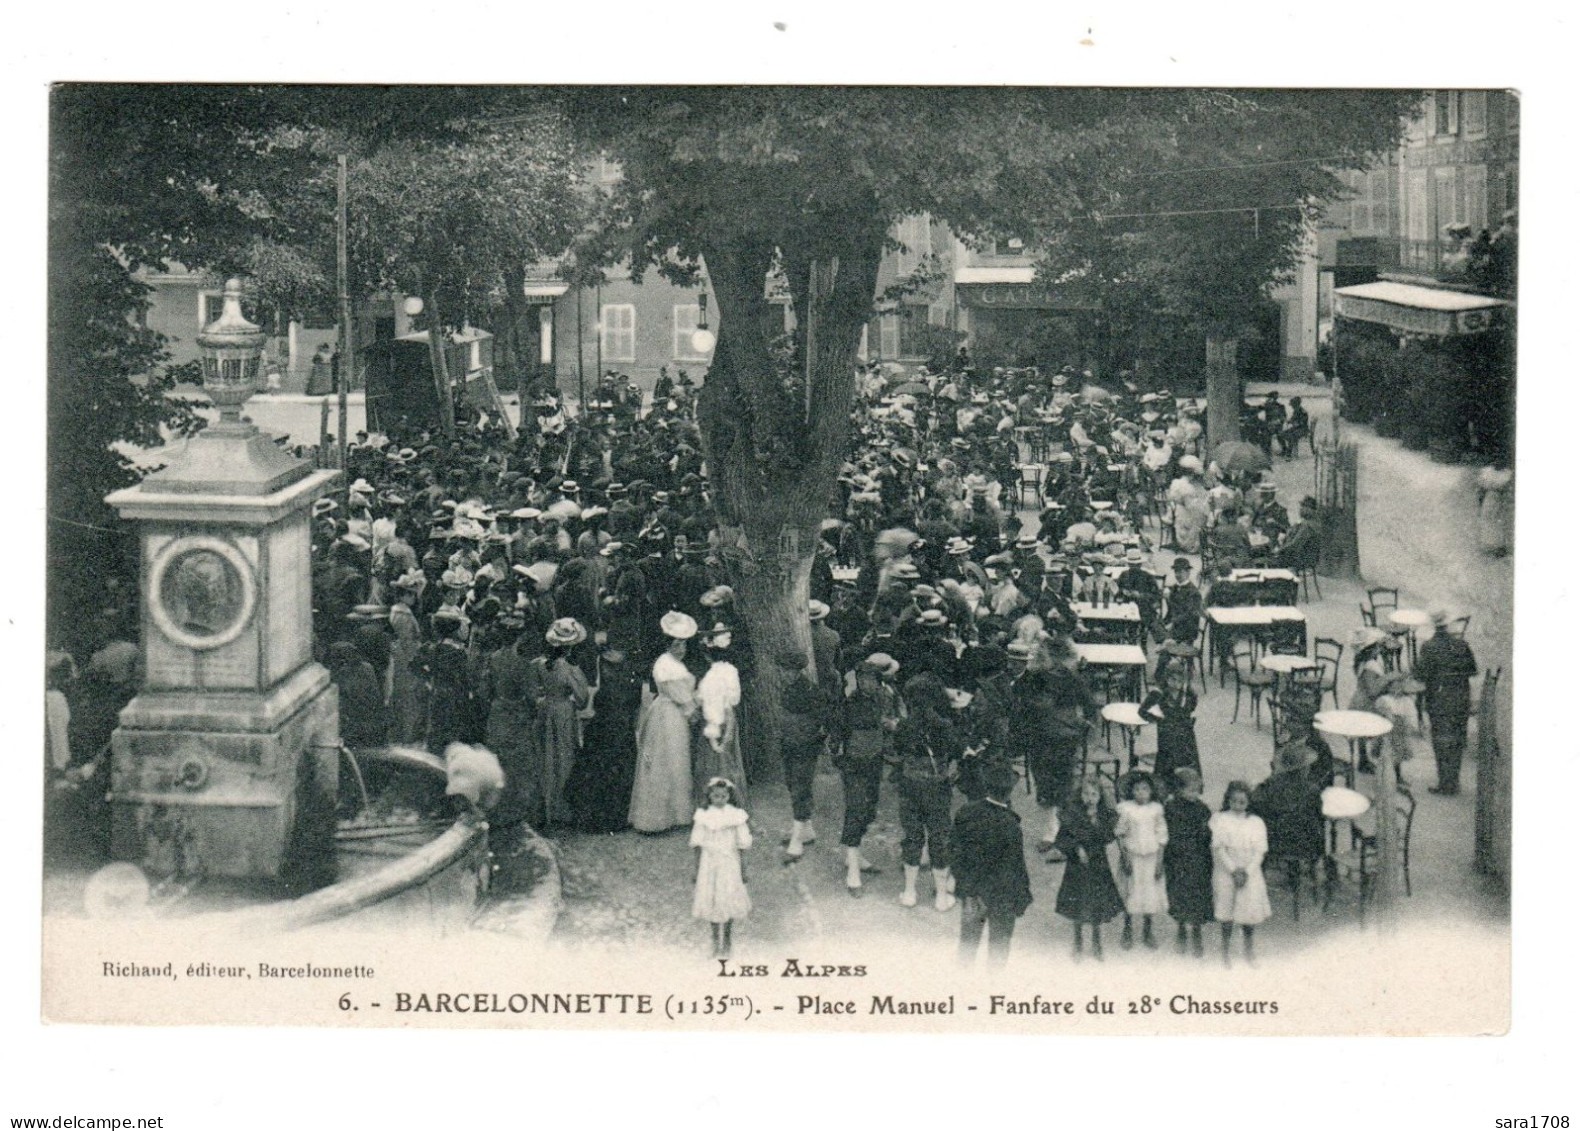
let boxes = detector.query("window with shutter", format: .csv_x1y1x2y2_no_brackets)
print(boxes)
672,304,713,360
1369,169,1390,232
895,214,932,276
897,304,930,359
879,315,900,359
600,304,636,362
1435,168,1458,234
1464,166,1488,232
1407,169,1431,242
1463,91,1488,137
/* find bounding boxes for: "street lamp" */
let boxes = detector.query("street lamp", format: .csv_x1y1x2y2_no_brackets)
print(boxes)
690,290,716,354
197,277,265,425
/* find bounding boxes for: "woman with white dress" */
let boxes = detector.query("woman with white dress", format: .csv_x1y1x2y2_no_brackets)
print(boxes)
694,623,747,807
1210,780,1272,966
629,612,699,832
1167,458,1211,554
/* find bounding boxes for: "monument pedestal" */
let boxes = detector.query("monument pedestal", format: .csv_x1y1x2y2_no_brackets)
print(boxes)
109,664,339,884
107,425,341,886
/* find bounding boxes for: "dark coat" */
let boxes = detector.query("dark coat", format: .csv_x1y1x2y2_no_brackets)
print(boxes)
1415,632,1478,727
1053,802,1124,924
780,672,828,751
1139,685,1200,786
1251,770,1325,861
951,799,1033,917
1162,795,1214,924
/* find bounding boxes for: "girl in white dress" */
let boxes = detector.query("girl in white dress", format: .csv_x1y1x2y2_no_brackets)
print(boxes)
691,777,752,958
1116,772,1169,950
1210,780,1272,966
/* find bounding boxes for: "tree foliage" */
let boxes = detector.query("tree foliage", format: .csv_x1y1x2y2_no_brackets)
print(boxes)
46,85,500,648
1034,90,1423,333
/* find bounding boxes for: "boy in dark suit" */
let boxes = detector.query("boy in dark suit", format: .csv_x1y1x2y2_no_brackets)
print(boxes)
953,762,1034,968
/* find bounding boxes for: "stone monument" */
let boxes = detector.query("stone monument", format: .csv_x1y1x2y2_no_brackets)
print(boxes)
105,279,342,887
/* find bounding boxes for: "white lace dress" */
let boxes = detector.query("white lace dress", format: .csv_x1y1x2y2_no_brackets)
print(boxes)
690,805,753,923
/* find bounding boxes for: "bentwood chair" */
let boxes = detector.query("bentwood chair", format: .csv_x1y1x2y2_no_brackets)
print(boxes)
1229,640,1276,729
1314,636,1345,671
1328,785,1417,920
1314,653,1342,712
1365,587,1400,625
1017,464,1044,508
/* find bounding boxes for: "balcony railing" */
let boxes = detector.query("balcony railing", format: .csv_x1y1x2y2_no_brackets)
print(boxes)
1336,236,1457,279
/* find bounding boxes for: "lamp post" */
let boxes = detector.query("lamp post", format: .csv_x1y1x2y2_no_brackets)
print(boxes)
690,290,716,356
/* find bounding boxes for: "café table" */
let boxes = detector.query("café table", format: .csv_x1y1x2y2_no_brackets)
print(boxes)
1206,605,1308,671
1072,642,1149,700
1100,701,1152,774
831,567,860,585
1321,785,1373,857
1259,653,1317,676
1388,608,1432,668
1229,568,1299,584
1313,710,1394,789
1072,601,1142,644
1259,651,1318,710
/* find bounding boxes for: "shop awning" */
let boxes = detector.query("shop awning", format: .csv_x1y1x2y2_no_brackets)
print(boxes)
523,281,569,304
1334,281,1511,336
954,265,1096,310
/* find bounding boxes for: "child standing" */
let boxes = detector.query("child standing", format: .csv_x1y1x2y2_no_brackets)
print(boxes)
690,777,752,958
1163,767,1214,957
1053,775,1125,960
1115,771,1169,950
1139,661,1201,789
1210,780,1272,966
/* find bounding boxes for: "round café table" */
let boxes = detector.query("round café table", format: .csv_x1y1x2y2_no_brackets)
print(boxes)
1321,785,1373,857
1100,702,1152,775
1260,652,1319,713
1388,608,1432,668
1260,653,1317,676
1313,710,1393,788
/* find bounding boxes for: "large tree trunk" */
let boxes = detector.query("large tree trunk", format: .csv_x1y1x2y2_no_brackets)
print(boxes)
695,212,886,771
1204,328,1240,453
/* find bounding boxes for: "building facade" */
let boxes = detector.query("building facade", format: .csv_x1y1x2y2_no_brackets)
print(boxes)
1318,90,1519,313
1316,90,1518,464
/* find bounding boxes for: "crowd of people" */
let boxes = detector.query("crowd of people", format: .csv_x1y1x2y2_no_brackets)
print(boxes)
43,348,1476,966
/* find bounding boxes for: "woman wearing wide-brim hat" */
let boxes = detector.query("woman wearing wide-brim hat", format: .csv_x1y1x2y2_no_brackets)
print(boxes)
629,611,700,832
532,618,591,828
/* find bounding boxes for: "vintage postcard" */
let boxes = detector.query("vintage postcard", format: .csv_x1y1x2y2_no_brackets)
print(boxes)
34,79,1521,1044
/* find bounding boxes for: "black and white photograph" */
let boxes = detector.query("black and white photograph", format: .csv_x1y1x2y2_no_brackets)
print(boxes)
35,80,1519,1033
9,5,1574,1120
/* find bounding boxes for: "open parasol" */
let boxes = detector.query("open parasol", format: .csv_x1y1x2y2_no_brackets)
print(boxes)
1211,440,1272,475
